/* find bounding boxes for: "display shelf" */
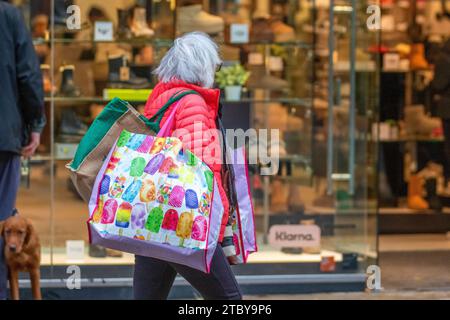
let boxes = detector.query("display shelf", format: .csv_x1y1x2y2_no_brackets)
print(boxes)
39,151,314,163
39,247,344,266
278,154,311,164
45,97,120,104
45,96,313,107
382,68,434,73
333,61,377,73
34,37,313,48
379,208,450,234
223,98,312,107
379,234,450,253
267,176,313,185
381,69,409,74
379,137,445,143
30,154,52,162
379,207,450,215
33,37,173,47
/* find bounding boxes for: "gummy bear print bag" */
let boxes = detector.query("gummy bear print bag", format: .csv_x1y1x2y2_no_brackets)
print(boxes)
88,93,225,273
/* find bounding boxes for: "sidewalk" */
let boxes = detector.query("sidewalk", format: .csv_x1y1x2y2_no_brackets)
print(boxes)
246,289,450,300
246,247,450,300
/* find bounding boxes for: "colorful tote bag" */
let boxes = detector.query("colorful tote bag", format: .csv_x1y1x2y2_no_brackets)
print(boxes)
88,94,225,273
67,92,195,202
67,98,156,202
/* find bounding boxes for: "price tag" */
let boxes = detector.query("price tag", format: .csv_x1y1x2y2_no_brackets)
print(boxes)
269,56,284,72
66,240,85,261
120,66,130,81
383,53,400,71
248,52,264,65
230,24,249,44
94,21,114,42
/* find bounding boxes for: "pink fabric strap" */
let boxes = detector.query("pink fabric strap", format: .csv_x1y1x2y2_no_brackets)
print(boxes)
157,100,182,138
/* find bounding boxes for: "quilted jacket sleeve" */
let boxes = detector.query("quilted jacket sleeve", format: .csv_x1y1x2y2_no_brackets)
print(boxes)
173,94,220,169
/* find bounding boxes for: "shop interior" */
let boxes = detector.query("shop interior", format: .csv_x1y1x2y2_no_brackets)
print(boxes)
375,0,450,256
11,0,449,280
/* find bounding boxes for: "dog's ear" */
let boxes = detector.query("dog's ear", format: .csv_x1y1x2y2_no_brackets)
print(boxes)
24,219,35,247
0,221,4,238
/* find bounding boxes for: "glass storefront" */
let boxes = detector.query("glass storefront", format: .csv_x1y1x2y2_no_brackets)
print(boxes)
14,0,382,296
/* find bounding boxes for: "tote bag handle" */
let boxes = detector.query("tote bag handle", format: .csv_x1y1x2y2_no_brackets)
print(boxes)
143,90,199,133
157,99,182,137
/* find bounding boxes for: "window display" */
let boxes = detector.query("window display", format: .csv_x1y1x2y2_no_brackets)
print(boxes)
376,0,450,235
11,0,381,297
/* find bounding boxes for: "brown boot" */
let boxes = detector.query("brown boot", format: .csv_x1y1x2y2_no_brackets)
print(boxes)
410,43,429,70
407,175,429,210
418,162,446,195
41,64,55,95
250,17,275,42
270,19,296,42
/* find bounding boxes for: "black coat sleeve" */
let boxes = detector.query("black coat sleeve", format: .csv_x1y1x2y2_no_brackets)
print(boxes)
432,56,450,93
13,7,46,133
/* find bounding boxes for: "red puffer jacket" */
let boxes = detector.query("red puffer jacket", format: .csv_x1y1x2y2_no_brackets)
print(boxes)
144,80,229,242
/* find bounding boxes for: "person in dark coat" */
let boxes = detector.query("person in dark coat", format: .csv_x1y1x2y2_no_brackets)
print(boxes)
0,2,46,300
432,39,450,190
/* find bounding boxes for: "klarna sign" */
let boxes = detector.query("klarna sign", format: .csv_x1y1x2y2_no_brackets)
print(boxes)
269,225,321,248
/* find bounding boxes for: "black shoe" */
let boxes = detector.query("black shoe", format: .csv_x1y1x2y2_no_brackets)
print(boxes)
59,109,88,138
89,245,107,258
117,9,132,40
342,253,359,270
107,55,151,89
425,178,443,212
58,65,81,97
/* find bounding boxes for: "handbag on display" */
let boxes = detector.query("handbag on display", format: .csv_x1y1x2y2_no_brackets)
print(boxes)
87,91,225,273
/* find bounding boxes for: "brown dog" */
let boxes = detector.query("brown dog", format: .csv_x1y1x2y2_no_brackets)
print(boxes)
1,214,41,300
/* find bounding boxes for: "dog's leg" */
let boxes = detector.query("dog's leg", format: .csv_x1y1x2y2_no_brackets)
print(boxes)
30,268,42,300
9,269,19,300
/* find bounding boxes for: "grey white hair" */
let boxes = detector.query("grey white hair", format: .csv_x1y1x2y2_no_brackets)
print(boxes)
154,32,222,88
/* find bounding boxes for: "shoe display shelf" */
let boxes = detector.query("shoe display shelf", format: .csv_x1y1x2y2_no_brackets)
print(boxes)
37,5,318,169
33,0,320,247
379,207,450,234
34,36,313,47
44,96,313,106
13,1,384,294
38,37,315,161
375,0,450,221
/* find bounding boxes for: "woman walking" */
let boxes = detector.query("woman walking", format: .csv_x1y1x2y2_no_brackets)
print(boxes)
134,32,241,300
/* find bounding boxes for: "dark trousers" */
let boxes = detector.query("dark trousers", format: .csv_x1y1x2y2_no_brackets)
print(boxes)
133,246,242,300
444,119,450,182
0,154,21,300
